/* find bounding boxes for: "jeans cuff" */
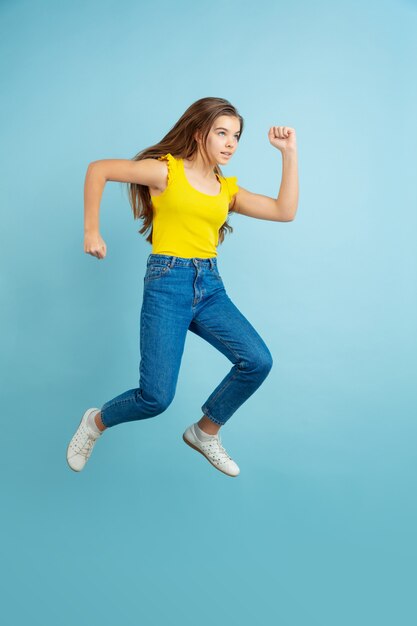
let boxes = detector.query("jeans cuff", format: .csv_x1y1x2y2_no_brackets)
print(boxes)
99,409,111,428
201,406,225,426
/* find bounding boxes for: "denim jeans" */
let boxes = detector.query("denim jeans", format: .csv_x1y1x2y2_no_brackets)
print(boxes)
100,254,273,428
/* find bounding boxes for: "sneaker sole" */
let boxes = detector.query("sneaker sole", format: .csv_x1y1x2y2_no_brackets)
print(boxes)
66,408,98,472
182,433,239,477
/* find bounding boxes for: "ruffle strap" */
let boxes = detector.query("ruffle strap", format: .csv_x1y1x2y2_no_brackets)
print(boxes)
225,176,239,201
157,153,176,186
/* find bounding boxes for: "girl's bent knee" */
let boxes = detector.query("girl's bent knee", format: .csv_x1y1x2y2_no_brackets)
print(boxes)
256,350,273,378
141,390,174,415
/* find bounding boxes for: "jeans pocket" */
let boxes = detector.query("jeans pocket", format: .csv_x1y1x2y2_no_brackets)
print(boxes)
144,265,171,283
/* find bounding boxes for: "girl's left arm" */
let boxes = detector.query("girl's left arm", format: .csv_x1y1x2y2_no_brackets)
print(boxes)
231,126,299,222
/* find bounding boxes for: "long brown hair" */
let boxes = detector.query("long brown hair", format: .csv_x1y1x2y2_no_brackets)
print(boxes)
123,97,244,246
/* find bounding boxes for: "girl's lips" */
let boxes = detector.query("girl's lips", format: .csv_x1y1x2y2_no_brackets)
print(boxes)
221,152,231,158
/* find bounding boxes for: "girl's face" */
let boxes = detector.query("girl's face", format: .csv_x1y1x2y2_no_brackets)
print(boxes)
205,116,241,165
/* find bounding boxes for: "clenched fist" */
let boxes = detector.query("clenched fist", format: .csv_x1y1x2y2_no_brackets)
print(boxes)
84,231,107,259
268,126,297,152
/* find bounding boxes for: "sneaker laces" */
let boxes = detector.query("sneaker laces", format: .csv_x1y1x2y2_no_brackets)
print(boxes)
70,423,99,459
202,434,232,465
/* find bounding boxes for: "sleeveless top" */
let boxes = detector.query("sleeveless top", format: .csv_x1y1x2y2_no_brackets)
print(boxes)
150,153,239,258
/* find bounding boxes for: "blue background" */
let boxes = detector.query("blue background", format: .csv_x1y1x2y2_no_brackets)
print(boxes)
1,0,416,624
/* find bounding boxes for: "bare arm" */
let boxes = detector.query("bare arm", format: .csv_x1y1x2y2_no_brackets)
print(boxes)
231,148,299,222
84,164,106,234
84,158,167,234
84,159,168,259
276,148,299,219
82,158,168,259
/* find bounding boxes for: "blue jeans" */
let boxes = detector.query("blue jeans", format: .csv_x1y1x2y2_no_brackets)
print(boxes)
100,254,273,428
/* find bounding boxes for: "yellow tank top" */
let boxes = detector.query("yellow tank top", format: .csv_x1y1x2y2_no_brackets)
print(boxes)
150,153,239,258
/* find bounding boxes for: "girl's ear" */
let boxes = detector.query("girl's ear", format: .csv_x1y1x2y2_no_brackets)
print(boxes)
194,129,202,145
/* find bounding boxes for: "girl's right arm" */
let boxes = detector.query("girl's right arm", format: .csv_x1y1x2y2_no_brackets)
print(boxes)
83,158,168,259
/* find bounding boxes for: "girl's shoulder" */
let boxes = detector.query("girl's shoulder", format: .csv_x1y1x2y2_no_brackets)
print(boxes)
157,153,179,181
222,175,239,201
149,153,179,196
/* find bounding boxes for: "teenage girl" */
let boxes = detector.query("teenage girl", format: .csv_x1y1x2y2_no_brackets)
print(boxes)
66,96,298,477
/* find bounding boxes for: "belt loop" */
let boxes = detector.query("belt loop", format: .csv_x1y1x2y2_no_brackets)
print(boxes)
209,258,214,270
169,256,176,268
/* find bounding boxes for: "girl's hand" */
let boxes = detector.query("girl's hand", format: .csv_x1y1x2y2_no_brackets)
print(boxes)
268,126,297,152
84,231,107,259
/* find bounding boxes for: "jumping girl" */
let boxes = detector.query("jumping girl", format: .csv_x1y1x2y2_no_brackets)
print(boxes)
66,96,299,477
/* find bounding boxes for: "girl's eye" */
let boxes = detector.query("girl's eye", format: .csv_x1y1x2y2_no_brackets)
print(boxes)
218,132,240,139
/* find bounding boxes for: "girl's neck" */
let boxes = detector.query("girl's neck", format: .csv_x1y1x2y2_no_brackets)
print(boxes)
183,152,216,179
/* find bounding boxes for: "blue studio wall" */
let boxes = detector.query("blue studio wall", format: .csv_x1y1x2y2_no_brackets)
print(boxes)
1,0,416,624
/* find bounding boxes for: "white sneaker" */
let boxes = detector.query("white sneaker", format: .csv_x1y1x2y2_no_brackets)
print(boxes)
182,423,240,477
66,408,103,472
